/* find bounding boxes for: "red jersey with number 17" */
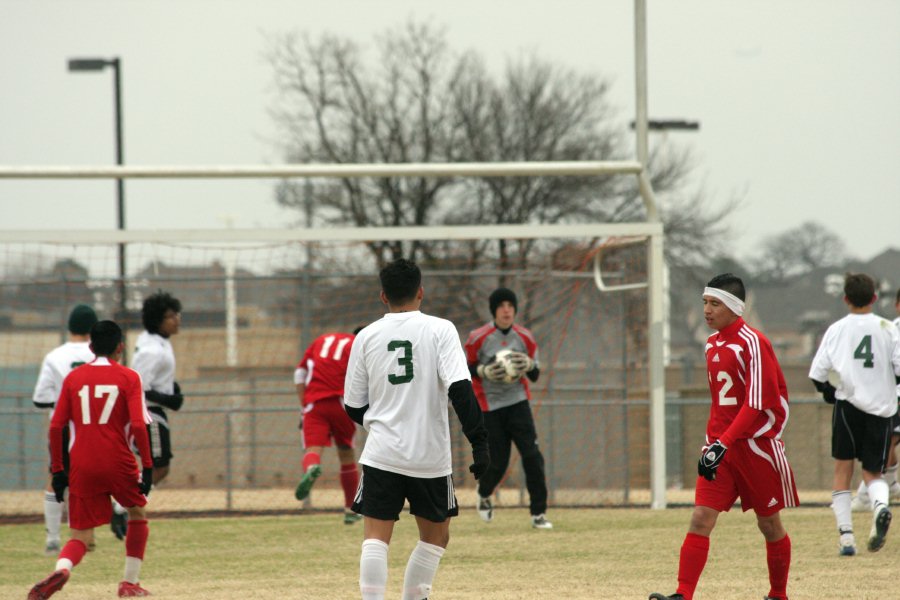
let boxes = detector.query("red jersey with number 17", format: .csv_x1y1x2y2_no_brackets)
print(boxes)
704,317,790,444
49,357,153,480
294,332,355,405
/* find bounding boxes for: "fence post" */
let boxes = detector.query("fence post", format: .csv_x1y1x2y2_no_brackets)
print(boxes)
225,409,233,511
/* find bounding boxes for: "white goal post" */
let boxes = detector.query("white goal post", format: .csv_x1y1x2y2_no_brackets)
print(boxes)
0,0,667,508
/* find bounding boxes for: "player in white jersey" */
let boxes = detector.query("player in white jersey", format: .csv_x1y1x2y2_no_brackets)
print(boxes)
852,287,900,511
344,258,490,600
32,304,98,555
113,291,183,539
809,273,900,555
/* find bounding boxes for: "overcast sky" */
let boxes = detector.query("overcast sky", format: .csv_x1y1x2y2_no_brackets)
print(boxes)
1,0,898,268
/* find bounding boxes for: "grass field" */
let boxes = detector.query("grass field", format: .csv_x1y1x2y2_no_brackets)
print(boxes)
2,505,898,599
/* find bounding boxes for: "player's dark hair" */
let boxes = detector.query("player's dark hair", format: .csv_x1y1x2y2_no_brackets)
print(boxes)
706,273,745,301
844,273,875,308
895,287,900,304
379,258,421,305
142,291,182,333
352,325,365,335
90,320,122,356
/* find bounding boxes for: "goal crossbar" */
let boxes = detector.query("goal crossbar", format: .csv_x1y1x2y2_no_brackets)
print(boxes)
0,160,642,180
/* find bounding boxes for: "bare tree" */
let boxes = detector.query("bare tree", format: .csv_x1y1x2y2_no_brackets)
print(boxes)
751,221,849,282
267,21,731,273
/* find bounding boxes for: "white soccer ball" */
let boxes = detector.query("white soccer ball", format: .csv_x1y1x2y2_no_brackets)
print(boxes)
493,349,520,384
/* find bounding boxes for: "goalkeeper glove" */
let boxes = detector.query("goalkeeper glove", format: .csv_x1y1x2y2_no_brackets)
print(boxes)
697,440,727,481
469,445,491,480
51,471,68,503
139,467,154,496
477,361,508,383
506,351,535,375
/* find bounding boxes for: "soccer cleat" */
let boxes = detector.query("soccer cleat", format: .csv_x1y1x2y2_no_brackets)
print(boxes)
110,511,128,540
850,492,871,512
344,509,362,525
28,569,70,600
531,514,553,529
118,581,152,597
648,594,684,600
867,505,892,552
294,464,322,501
477,496,493,523
838,532,857,556
43,540,61,556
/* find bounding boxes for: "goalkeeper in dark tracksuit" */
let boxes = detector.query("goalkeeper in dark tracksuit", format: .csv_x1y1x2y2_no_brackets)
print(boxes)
464,287,552,529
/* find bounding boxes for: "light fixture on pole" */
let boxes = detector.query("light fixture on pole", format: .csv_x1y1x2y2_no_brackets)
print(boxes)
67,57,127,332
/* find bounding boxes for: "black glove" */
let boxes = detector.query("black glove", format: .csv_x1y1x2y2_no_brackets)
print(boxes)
51,471,68,502
139,467,154,496
821,382,837,404
697,441,727,481
469,445,491,480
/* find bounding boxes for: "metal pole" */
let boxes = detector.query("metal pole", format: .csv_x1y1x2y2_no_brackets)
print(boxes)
111,59,128,341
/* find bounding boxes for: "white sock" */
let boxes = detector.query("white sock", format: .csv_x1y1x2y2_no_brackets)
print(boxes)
360,539,389,600
124,556,143,584
112,500,127,515
885,464,898,487
44,491,64,542
867,478,890,509
832,490,853,534
402,541,445,600
55,558,74,572
856,480,869,499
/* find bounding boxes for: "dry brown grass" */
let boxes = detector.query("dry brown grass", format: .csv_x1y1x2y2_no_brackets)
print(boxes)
2,504,897,599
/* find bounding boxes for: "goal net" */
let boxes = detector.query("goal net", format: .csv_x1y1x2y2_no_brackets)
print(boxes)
0,228,656,516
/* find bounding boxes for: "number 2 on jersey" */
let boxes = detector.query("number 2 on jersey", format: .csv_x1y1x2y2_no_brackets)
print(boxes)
716,371,737,406
387,340,414,384
78,385,120,424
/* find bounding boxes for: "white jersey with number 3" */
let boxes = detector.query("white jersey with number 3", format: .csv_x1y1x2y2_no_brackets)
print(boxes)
344,310,470,478
809,312,900,417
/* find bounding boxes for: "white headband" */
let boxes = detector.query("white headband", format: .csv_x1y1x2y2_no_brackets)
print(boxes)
703,287,745,316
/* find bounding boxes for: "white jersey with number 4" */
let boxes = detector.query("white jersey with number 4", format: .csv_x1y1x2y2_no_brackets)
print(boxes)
344,310,470,478
809,312,900,417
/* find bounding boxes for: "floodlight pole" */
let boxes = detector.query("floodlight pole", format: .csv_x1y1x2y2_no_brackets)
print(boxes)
67,57,127,336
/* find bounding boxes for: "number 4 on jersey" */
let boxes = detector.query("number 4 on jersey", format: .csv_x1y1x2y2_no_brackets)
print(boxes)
853,335,874,368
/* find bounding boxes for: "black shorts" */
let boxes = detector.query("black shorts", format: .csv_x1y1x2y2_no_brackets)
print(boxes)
351,465,458,523
832,400,892,473
892,403,900,435
147,408,173,468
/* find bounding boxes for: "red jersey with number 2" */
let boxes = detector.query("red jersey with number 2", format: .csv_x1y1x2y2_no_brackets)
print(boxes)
295,333,355,405
704,317,790,444
49,357,153,481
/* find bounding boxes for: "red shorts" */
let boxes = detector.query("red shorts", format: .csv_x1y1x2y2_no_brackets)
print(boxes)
302,397,357,449
695,437,799,517
68,468,147,530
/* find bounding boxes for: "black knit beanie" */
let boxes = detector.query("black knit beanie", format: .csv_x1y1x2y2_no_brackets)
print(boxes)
488,287,518,317
68,304,98,335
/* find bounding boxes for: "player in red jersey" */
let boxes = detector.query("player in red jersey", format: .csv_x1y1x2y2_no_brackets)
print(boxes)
293,328,363,524
650,273,799,600
29,320,155,599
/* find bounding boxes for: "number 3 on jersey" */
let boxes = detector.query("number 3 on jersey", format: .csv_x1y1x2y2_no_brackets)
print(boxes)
78,384,120,424
387,340,414,384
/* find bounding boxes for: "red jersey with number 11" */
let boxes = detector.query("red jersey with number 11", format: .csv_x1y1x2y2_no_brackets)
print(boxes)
49,357,153,478
294,332,355,405
704,318,790,444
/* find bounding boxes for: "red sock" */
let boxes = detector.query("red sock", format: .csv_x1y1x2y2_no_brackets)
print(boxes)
766,534,791,600
675,532,710,600
339,463,359,508
302,452,321,473
59,539,87,568
125,519,149,560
